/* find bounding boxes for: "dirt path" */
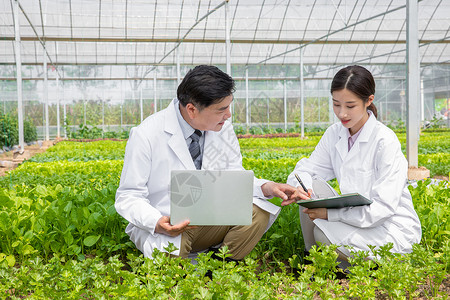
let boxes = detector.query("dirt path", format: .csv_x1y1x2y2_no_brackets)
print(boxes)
0,142,53,177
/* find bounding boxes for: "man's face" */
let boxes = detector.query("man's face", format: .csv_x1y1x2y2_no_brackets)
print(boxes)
189,95,233,132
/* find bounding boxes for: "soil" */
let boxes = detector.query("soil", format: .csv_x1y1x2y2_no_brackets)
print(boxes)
433,175,449,181
0,143,49,176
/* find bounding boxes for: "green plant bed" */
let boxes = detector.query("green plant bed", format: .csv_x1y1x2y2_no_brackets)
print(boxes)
0,137,449,298
28,140,127,162
1,243,448,299
419,153,450,177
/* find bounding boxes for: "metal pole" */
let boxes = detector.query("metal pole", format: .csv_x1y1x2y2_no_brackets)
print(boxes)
448,77,450,128
245,68,249,129
406,0,419,167
56,73,60,138
318,97,321,122
63,82,67,138
447,84,450,128
225,1,231,76
83,98,86,126
120,81,123,130
43,45,49,141
300,47,305,138
225,0,232,120
102,98,105,133
120,104,123,130
140,88,143,122
131,88,136,125
420,79,424,123
284,80,287,132
384,81,387,122
13,0,24,151
176,47,181,85
42,102,45,138
153,71,157,113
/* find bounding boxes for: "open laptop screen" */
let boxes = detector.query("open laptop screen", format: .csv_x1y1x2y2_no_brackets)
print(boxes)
170,170,254,225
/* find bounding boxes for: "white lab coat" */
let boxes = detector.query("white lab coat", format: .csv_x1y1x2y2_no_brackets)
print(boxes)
287,112,421,257
115,99,280,257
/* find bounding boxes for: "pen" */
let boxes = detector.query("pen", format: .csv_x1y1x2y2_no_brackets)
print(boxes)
294,173,309,194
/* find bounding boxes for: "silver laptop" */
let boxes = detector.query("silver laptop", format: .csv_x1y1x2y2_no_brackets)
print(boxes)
170,170,254,226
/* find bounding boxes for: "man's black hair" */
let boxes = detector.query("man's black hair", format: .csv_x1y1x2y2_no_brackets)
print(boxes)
177,65,235,108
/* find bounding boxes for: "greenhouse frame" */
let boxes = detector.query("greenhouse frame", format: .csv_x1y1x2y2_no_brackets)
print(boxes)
1,0,450,167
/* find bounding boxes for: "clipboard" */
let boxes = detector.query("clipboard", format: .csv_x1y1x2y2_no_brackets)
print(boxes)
296,193,372,209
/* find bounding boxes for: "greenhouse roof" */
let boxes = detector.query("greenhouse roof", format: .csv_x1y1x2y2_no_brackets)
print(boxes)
0,0,449,77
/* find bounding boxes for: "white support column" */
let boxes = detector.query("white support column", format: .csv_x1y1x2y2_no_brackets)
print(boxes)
56,73,60,138
63,82,67,138
284,80,287,132
245,68,249,129
140,88,143,122
318,98,321,122
300,47,305,138
406,0,420,167
120,81,123,130
153,72,157,113
43,45,49,141
225,0,232,120
13,0,24,151
225,1,231,76
177,47,181,86
120,103,123,130
83,98,87,126
131,87,136,125
102,98,105,133
420,79,424,122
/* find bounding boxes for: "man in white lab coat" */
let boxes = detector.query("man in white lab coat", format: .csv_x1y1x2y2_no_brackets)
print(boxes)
115,65,296,260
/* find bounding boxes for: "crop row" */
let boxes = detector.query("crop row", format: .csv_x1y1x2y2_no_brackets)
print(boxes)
0,131,449,298
2,242,449,299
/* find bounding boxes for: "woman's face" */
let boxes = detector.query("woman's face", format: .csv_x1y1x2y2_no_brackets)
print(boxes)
332,88,374,135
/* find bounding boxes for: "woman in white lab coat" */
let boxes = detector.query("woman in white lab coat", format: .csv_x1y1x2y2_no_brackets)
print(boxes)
285,65,421,260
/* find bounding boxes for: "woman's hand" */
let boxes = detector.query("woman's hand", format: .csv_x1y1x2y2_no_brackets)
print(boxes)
302,207,328,220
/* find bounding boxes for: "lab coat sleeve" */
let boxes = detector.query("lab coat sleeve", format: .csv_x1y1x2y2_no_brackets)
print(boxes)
327,137,407,228
287,129,336,189
115,127,163,235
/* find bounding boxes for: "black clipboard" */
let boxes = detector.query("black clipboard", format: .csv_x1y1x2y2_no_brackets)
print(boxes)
296,193,372,209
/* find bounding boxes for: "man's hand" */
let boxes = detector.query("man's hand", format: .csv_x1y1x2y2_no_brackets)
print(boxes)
303,207,328,221
283,187,312,206
155,216,191,237
261,182,297,204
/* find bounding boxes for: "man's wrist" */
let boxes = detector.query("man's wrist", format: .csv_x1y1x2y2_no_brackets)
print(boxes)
261,181,274,198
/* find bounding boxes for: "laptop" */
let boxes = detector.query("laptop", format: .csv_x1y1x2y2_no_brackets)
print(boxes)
170,170,254,226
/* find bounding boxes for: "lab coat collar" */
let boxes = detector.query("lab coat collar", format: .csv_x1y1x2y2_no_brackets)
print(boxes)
165,99,196,170
356,110,377,143
335,111,377,161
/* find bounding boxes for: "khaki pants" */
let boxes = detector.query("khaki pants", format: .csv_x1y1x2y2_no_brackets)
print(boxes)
179,204,270,260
